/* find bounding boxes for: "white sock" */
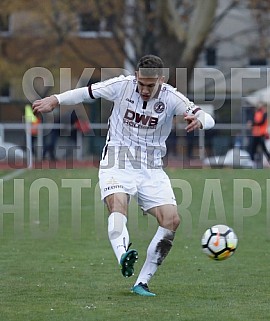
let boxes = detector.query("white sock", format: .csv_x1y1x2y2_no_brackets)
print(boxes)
108,212,129,264
135,226,175,286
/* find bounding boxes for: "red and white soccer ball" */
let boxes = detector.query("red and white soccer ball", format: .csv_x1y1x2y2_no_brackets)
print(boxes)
201,224,238,261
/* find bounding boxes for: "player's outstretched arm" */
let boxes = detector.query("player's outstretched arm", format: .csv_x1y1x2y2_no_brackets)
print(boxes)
184,110,215,132
32,95,59,115
32,87,92,115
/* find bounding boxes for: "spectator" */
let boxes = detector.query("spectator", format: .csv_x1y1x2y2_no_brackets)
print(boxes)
248,102,270,164
42,109,60,161
24,103,41,157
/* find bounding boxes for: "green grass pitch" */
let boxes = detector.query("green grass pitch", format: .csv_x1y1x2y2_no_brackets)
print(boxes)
0,167,270,321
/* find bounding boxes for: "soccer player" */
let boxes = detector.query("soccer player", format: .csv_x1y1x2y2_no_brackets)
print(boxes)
32,55,215,297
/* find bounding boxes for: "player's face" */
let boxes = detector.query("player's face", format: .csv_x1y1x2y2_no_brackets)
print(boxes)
136,71,164,101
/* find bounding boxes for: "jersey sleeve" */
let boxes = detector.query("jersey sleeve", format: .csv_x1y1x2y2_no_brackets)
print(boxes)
173,91,201,116
88,75,128,101
54,87,92,105
172,89,215,129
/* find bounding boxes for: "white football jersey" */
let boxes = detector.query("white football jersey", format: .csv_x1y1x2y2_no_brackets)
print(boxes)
89,75,200,167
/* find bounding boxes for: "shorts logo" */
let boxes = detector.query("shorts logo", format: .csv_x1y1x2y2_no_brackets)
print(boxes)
154,102,165,114
106,177,119,185
104,177,124,192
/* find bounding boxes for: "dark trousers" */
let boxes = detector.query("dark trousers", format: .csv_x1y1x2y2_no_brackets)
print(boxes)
250,136,270,161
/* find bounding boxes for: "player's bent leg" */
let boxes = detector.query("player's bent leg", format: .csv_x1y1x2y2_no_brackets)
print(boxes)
133,205,179,294
147,204,180,231
105,192,129,214
132,226,175,295
105,193,139,277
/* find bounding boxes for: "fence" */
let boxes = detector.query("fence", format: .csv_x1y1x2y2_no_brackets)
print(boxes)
0,122,249,168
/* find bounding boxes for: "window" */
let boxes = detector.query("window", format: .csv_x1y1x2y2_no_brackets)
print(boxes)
249,58,267,66
205,47,217,66
0,40,7,56
78,13,114,38
80,13,100,32
0,14,10,34
0,83,10,102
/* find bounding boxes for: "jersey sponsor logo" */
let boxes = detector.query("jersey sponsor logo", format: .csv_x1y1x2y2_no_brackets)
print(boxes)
154,101,165,113
123,109,158,129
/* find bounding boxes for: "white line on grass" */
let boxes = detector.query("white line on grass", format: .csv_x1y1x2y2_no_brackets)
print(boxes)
1,169,27,181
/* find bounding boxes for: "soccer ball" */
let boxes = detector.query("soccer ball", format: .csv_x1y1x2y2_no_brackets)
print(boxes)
201,224,238,260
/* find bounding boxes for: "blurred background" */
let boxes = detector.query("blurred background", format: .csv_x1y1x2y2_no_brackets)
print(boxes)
0,0,270,167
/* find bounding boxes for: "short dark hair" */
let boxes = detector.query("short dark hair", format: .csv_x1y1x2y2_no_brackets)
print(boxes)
136,55,164,77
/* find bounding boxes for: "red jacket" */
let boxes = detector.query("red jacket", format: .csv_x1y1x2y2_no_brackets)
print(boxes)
252,107,268,137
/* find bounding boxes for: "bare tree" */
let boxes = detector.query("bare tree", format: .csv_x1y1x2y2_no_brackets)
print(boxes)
155,0,217,86
1,0,270,93
248,0,270,61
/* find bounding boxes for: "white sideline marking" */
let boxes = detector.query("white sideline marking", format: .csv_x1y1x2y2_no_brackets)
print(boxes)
1,169,27,182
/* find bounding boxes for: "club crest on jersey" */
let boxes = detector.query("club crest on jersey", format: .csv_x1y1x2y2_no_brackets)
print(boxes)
154,102,165,114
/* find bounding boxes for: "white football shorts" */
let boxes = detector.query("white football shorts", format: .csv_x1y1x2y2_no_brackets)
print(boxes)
99,162,177,212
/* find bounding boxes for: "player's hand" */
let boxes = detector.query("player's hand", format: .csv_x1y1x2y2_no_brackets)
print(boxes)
184,114,202,132
32,95,59,115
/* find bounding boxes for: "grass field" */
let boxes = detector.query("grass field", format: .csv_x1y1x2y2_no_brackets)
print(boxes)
0,167,270,321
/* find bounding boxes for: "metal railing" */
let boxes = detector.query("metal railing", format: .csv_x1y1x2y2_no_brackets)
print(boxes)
0,123,106,168
0,122,248,168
